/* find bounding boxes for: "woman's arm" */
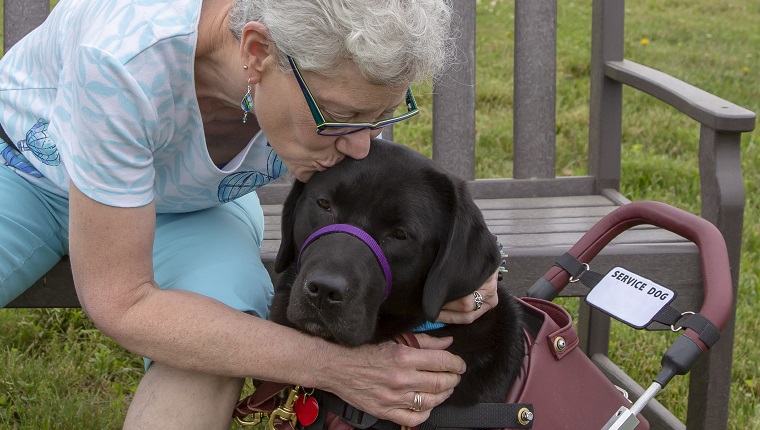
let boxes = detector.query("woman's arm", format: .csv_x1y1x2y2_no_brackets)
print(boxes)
68,182,464,426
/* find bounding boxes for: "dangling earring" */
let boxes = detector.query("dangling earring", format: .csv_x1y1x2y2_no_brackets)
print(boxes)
241,78,253,123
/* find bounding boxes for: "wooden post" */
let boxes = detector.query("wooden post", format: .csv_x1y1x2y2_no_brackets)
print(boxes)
513,0,557,179
686,126,745,430
588,0,624,192
432,0,476,180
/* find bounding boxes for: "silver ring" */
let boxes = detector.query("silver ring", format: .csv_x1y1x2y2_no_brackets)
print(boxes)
473,291,483,311
410,392,423,412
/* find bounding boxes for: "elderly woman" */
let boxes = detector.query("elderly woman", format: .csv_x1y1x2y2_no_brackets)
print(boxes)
0,0,498,428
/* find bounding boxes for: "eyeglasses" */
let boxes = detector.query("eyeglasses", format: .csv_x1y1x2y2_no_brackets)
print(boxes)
287,56,419,136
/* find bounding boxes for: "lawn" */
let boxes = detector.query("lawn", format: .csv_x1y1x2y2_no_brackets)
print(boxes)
1,0,758,428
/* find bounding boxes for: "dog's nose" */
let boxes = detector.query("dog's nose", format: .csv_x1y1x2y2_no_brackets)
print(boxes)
303,273,349,307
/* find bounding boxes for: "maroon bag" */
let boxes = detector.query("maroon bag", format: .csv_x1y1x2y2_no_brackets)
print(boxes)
502,297,648,429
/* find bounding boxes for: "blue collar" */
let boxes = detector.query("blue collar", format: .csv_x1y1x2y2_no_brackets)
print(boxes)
412,321,447,332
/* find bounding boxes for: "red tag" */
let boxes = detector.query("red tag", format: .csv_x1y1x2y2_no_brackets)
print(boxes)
294,395,319,426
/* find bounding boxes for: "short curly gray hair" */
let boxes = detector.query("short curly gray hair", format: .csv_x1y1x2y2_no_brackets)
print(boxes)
228,0,454,86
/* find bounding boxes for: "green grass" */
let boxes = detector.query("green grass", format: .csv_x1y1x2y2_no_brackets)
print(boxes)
0,309,142,428
1,0,759,428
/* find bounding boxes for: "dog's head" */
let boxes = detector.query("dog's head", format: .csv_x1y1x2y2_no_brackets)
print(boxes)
273,139,500,346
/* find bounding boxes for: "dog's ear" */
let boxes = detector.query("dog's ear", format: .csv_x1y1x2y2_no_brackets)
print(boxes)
421,175,500,321
275,180,306,273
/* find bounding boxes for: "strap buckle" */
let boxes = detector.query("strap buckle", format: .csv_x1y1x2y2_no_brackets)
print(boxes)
670,311,696,332
268,386,300,430
568,263,590,283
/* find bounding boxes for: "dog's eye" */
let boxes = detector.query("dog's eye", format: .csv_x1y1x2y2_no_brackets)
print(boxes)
391,228,408,240
316,198,331,211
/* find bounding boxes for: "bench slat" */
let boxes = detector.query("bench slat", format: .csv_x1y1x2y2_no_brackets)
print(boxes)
259,226,687,251
263,195,615,217
491,227,687,246
474,195,613,210
10,228,702,316
481,205,615,220
263,218,664,237
10,195,696,307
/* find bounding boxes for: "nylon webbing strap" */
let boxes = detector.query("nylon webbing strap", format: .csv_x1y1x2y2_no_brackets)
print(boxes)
680,313,721,348
555,253,720,341
369,403,534,430
652,306,682,326
579,270,605,288
420,403,534,429
303,391,379,430
554,252,605,289
554,252,585,278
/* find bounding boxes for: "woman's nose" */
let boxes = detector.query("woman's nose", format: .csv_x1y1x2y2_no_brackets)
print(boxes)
335,129,374,159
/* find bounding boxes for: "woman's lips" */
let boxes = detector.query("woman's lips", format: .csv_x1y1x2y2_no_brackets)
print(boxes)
314,155,343,172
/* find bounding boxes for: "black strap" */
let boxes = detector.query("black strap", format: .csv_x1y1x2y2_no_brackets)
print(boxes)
306,390,534,430
303,391,380,430
554,252,585,279
651,306,683,326
560,247,724,348
555,253,722,343
650,307,722,349
679,313,721,348
420,403,534,430
370,403,534,430
578,270,605,289
554,252,605,289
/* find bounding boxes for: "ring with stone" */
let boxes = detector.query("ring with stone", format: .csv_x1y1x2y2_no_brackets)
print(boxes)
473,291,484,311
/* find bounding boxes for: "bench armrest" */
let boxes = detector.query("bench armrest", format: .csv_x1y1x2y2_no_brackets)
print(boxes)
604,60,756,132
598,58,749,430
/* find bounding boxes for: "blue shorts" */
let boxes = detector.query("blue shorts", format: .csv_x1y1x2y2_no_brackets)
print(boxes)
0,162,274,331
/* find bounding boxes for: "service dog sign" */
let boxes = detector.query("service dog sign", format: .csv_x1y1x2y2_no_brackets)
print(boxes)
586,267,676,329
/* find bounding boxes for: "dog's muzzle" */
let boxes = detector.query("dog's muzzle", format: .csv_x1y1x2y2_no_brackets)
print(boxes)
297,224,392,301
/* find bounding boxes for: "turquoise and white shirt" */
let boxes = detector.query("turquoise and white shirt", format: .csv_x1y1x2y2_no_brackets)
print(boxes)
0,0,285,213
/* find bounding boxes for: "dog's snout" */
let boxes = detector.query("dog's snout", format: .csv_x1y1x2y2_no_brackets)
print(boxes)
303,273,349,307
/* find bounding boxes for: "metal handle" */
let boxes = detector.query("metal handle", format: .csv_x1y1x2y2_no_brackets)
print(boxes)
601,382,662,430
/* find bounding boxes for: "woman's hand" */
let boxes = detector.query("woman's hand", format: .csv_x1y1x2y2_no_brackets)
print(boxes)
435,269,499,324
314,268,499,426
320,334,465,427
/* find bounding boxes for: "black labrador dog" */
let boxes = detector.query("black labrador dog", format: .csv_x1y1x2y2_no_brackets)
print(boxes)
270,139,523,406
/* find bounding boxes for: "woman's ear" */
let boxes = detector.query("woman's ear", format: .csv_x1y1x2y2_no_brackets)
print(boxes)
240,21,275,83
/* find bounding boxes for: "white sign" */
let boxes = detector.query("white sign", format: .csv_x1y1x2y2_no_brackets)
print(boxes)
585,267,676,329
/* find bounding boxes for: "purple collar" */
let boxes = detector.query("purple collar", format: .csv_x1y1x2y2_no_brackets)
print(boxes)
297,224,393,301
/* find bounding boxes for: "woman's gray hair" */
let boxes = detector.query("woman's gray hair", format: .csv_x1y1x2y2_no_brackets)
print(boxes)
228,0,454,85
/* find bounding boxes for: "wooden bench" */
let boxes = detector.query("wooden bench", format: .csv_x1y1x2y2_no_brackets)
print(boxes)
3,1,755,429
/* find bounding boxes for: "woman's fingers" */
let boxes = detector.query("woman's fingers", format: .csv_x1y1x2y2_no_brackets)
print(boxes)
404,388,454,412
436,270,499,324
320,338,465,427
382,388,455,426
409,334,464,374
413,332,453,350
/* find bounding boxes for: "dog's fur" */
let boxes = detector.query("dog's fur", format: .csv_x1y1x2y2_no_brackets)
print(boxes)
270,139,523,405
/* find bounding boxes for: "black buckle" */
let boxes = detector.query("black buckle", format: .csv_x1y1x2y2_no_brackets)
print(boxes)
302,391,379,430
